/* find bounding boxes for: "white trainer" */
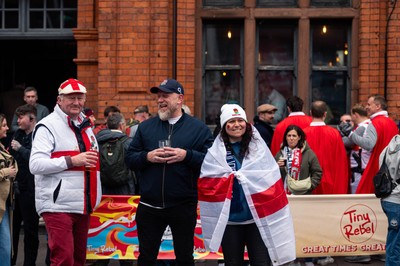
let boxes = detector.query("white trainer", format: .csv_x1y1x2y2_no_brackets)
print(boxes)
317,256,334,265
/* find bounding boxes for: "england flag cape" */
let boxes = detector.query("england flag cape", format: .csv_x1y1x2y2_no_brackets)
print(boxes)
198,128,296,266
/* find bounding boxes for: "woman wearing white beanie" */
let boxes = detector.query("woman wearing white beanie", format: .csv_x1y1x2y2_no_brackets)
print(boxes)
198,104,296,266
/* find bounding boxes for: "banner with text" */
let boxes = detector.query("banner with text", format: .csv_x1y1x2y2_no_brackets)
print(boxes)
86,194,387,260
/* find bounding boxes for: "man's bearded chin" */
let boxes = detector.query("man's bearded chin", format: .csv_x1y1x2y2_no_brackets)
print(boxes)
158,109,171,121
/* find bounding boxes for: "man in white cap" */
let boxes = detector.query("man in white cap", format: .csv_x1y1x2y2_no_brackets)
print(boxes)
126,78,214,266
29,78,102,266
253,103,277,148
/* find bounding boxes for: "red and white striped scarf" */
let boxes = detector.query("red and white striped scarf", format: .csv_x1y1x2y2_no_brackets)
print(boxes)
198,127,296,266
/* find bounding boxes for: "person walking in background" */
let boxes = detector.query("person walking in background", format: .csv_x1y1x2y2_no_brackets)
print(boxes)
271,96,312,157
198,103,296,266
275,125,322,195
343,95,398,194
9,104,39,266
253,103,276,148
125,78,213,266
29,78,102,266
11,87,49,133
0,113,18,265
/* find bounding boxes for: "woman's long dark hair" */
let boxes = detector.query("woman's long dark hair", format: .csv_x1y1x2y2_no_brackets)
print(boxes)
220,122,253,157
282,125,306,149
0,113,5,127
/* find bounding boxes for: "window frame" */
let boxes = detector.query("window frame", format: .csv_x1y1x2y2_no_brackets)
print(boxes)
194,0,359,123
0,0,76,39
201,20,244,124
256,20,298,107
310,20,352,123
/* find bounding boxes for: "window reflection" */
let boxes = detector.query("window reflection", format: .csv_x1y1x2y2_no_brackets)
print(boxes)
258,71,292,123
203,0,243,7
311,21,350,124
203,22,242,125
312,72,347,124
4,11,18,28
204,70,241,125
310,0,351,7
259,27,294,65
257,0,297,8
205,23,241,65
258,22,295,123
312,22,349,67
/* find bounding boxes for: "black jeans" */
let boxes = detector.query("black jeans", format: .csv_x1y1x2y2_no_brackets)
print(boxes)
12,190,39,266
221,223,271,266
136,202,197,266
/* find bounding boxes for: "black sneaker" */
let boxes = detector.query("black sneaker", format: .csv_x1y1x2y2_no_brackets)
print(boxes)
371,254,386,262
344,255,371,263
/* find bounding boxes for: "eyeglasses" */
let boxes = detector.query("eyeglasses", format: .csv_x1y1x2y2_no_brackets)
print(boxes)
62,95,86,102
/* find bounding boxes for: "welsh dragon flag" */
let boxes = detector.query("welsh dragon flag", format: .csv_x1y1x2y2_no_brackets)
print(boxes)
198,128,296,266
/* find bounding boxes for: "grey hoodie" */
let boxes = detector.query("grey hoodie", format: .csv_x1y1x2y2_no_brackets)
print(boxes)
380,134,400,203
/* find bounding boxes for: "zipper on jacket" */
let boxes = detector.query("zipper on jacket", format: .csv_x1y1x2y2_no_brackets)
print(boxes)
161,123,174,208
72,122,92,214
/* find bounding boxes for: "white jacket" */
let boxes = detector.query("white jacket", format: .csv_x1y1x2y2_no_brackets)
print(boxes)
30,104,102,215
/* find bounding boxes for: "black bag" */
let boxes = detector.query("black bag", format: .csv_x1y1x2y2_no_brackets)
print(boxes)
373,152,396,198
99,135,133,187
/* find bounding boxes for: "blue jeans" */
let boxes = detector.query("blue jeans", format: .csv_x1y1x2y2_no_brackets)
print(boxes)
381,200,400,266
0,204,11,265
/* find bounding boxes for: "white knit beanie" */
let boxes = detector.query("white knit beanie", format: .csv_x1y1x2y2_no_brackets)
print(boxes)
220,104,247,127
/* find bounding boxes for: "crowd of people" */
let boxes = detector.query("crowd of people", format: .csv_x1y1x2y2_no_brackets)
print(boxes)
0,77,399,266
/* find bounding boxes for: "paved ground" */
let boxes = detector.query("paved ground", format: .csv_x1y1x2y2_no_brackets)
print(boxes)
15,226,385,266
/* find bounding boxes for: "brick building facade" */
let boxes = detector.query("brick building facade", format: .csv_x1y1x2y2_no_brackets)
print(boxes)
1,1,397,125
73,0,399,124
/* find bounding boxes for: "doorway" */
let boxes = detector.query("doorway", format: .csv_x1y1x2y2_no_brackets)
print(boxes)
0,39,76,124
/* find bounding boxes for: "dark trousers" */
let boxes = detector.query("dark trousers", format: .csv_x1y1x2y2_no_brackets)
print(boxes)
94,259,133,266
136,202,197,266
221,223,271,266
12,190,39,266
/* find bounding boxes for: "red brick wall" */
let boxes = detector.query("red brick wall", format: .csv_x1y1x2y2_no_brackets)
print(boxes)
359,0,400,120
76,0,196,123
76,0,399,123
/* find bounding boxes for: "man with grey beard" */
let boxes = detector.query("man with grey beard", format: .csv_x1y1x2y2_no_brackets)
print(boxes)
125,79,214,266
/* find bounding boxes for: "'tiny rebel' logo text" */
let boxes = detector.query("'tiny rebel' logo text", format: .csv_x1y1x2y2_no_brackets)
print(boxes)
340,204,377,244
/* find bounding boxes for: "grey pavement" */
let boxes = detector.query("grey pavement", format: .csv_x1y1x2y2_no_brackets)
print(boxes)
15,226,385,266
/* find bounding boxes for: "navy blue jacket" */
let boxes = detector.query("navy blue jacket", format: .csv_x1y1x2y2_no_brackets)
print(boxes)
253,115,274,149
125,113,214,208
